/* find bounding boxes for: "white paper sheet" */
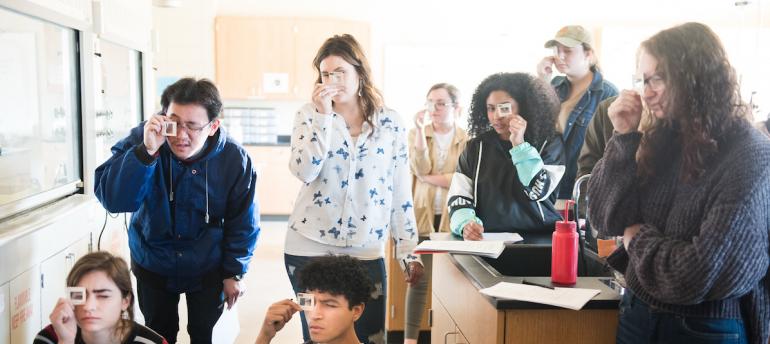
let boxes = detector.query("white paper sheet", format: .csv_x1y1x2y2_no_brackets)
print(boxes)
414,240,505,258
212,303,240,344
480,232,523,243
480,282,601,310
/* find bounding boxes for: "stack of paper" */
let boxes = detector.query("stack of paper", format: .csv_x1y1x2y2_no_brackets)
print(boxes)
479,282,601,310
414,240,505,258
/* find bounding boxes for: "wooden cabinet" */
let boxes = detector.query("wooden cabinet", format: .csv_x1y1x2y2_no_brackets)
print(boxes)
215,17,296,100
385,240,431,333
292,19,371,101
431,295,466,344
215,16,370,100
245,145,302,215
432,253,618,344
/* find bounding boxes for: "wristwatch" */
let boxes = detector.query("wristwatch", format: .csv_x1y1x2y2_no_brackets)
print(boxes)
227,274,243,282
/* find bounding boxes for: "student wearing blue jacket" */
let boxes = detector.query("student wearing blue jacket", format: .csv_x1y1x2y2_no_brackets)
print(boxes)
94,78,259,343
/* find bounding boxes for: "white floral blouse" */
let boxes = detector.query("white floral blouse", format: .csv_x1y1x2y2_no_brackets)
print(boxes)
286,103,419,263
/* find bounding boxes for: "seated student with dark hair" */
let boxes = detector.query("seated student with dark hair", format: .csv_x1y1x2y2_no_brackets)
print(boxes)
255,255,375,344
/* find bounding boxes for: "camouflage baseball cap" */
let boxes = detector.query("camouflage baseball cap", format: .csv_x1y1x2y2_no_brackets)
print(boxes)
544,25,593,48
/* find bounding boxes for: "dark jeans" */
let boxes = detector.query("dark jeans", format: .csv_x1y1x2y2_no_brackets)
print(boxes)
616,291,748,344
136,277,224,344
285,254,386,344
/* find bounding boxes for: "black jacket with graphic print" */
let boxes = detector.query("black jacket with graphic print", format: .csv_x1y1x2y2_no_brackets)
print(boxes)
447,130,565,234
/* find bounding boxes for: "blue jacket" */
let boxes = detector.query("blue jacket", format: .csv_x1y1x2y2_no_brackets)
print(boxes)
552,70,617,199
94,123,259,292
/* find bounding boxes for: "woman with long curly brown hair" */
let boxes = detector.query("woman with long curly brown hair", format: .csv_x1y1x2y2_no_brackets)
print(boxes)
588,22,770,344
446,72,565,240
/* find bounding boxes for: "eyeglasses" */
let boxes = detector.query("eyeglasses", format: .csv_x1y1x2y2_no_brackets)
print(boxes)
425,101,454,112
632,74,665,93
172,119,213,135
321,71,345,84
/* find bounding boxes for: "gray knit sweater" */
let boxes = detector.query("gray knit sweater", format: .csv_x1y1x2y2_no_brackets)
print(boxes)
587,121,770,344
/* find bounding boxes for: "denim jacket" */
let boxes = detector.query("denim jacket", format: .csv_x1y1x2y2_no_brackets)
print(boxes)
551,70,617,199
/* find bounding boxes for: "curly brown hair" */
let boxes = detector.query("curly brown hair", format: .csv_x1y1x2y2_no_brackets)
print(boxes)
467,72,558,149
636,22,748,182
298,255,375,309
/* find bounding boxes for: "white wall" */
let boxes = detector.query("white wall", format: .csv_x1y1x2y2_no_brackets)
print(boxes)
152,0,217,80
150,0,770,131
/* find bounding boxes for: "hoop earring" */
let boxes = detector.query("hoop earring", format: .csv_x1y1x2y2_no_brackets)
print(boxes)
358,79,363,97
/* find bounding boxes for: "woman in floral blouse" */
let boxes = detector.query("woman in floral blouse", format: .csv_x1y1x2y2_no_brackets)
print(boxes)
284,34,422,344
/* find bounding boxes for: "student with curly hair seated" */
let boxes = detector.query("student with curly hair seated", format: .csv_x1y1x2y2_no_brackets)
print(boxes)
446,72,565,240
255,255,375,344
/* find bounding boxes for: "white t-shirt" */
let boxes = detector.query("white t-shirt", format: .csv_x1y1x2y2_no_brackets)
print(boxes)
432,129,454,214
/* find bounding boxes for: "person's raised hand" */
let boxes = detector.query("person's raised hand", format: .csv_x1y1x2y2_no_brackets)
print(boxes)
608,90,644,134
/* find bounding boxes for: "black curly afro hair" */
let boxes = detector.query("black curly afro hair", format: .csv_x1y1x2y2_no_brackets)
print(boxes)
298,255,375,309
467,72,559,149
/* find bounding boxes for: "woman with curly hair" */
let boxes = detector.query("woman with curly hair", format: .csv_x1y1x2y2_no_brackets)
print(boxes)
446,72,565,240
588,22,770,343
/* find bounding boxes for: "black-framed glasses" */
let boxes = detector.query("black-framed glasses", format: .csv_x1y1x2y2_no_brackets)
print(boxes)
166,117,213,135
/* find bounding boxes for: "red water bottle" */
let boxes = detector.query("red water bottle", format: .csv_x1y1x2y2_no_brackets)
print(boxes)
552,200,578,285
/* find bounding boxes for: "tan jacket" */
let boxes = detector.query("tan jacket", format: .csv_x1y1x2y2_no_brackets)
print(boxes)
408,125,469,235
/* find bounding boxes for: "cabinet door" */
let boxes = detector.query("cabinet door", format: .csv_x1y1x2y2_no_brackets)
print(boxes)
40,234,91,320
430,295,457,344
384,239,406,330
293,19,371,102
0,282,9,344
10,266,41,343
215,17,295,100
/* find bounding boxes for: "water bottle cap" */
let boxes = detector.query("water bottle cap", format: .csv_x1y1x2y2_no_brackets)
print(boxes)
555,220,576,232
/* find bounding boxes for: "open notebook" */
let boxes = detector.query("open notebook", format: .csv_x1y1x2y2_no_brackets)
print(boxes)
414,240,506,258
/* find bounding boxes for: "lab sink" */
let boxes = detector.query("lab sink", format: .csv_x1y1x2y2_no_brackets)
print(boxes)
479,243,612,277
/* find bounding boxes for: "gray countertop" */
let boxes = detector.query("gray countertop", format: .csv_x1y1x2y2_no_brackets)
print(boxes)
431,232,622,310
